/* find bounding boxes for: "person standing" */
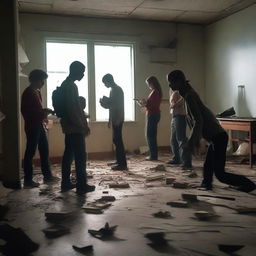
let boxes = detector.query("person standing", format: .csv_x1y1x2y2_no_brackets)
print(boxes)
21,69,56,188
100,74,127,170
167,70,256,192
168,90,192,170
60,61,95,194
139,76,162,161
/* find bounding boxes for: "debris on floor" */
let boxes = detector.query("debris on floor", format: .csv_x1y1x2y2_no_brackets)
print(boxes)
172,181,188,189
82,206,103,214
218,244,244,253
144,232,167,245
109,183,130,188
88,222,118,240
0,224,39,256
42,225,70,238
165,177,176,185
45,211,74,222
72,245,93,255
153,211,172,219
187,171,198,178
150,164,166,171
181,193,198,202
146,175,165,182
167,200,188,208
194,211,215,221
99,195,116,202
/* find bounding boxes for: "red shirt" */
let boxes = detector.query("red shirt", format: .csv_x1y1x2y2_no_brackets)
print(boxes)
146,90,162,115
21,86,45,130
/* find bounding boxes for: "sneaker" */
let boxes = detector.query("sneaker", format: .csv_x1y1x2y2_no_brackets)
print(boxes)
166,159,180,165
44,176,59,184
24,180,40,189
107,161,118,166
145,157,158,161
61,183,76,192
197,183,212,191
76,184,95,195
181,165,194,171
111,165,128,171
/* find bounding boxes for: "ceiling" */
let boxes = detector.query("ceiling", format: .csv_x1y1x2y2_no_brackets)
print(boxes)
18,0,256,24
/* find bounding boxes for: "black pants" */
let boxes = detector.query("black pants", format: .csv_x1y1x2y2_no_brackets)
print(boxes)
112,123,127,167
61,133,87,189
23,124,52,182
146,113,160,159
203,132,255,189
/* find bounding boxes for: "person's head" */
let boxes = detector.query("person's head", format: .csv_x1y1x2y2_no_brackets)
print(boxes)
29,69,48,89
167,70,187,93
78,96,86,109
69,61,85,81
102,73,114,88
146,76,162,97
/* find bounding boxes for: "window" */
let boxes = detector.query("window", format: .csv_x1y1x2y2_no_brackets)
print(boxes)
46,40,134,121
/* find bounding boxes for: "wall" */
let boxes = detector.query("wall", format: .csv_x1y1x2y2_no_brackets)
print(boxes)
205,4,256,116
19,13,205,157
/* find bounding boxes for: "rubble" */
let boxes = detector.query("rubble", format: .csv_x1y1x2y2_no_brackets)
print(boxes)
150,164,166,171
187,171,198,178
153,211,172,219
45,211,74,222
88,222,118,239
194,211,214,221
146,175,165,182
181,193,198,202
165,178,175,185
218,244,244,253
99,195,116,202
167,200,188,208
0,224,39,256
144,232,167,245
83,206,103,214
72,245,93,254
172,182,188,189
109,183,130,188
42,225,70,238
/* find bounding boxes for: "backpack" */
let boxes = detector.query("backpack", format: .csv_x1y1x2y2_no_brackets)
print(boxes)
52,85,67,118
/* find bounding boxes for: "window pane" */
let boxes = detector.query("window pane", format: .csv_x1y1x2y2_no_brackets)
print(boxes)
94,44,134,121
46,42,88,111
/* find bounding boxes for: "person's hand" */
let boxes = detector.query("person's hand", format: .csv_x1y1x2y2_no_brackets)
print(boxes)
138,99,146,107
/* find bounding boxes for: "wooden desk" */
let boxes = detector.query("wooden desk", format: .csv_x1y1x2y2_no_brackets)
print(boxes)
217,117,256,168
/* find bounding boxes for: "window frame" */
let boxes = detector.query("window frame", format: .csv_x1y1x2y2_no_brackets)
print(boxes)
44,38,135,122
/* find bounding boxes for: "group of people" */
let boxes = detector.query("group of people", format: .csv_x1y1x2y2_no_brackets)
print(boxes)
21,61,256,195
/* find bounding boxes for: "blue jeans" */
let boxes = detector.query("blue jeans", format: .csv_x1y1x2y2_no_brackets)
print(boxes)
146,113,160,159
171,115,191,166
23,124,52,182
61,133,87,190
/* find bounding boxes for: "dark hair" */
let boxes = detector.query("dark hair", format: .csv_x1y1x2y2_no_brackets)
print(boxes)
102,73,114,83
69,61,85,74
29,69,48,83
146,76,162,98
167,70,192,89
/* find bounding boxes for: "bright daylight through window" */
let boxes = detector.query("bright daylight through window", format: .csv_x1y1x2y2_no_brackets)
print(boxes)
46,41,134,121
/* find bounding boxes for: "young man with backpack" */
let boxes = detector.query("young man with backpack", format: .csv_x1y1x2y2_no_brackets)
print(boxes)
55,61,95,194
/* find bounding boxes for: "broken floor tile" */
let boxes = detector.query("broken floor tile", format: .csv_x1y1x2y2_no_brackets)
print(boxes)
42,225,70,238
72,245,93,255
88,222,117,239
172,182,188,189
83,206,103,214
109,183,130,188
181,193,198,202
146,175,165,182
194,211,214,221
166,178,175,185
218,244,244,253
150,164,166,171
99,195,116,202
0,224,39,255
153,211,172,219
45,211,74,222
167,200,188,208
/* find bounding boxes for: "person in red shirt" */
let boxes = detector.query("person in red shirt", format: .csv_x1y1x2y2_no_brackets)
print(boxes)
21,69,55,188
138,76,162,160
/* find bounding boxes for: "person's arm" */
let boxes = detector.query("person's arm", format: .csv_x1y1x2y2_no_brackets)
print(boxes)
65,85,86,129
186,95,203,150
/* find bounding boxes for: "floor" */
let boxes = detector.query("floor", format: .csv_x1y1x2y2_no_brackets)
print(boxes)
0,153,256,256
